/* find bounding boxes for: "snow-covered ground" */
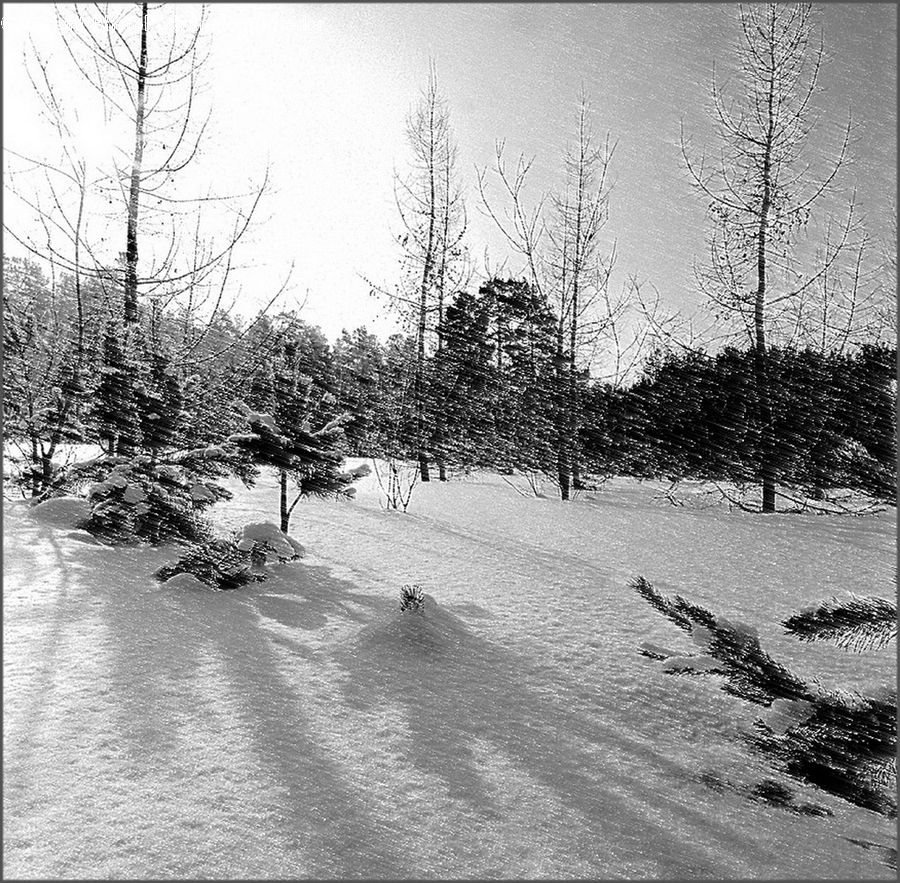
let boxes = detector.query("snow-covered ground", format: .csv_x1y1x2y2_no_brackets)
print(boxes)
4,463,896,879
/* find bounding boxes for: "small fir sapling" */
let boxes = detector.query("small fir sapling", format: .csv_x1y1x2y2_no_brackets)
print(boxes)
155,538,261,590
155,523,305,591
229,402,360,533
399,583,426,613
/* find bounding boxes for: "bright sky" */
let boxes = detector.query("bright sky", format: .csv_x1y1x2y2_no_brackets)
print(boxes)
3,3,896,344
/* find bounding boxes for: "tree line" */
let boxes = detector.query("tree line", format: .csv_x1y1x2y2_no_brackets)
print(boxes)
5,255,894,512
3,2,895,519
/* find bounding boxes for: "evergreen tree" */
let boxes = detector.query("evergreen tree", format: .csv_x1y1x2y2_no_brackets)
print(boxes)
431,289,495,470
367,333,419,461
633,576,896,818
332,327,386,455
483,278,560,477
136,349,184,459
93,323,142,456
232,325,356,534
3,257,96,495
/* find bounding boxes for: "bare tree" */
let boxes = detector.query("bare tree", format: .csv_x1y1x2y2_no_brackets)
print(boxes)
682,3,854,512
785,231,893,354
477,93,615,499
388,64,467,482
4,4,290,489
5,4,273,342
547,95,615,496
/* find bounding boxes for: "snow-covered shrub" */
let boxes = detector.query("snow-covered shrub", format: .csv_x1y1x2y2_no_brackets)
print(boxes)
632,575,897,819
81,457,229,544
336,461,371,499
156,523,304,591
154,538,262,590
399,583,425,613
235,522,305,567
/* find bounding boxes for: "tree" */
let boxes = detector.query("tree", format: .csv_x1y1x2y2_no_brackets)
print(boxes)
237,318,352,535
5,4,277,415
547,95,615,495
3,256,96,495
481,278,560,478
477,94,615,499
682,3,854,512
332,327,386,455
431,288,495,470
4,4,296,515
94,320,142,456
633,575,896,820
387,65,467,482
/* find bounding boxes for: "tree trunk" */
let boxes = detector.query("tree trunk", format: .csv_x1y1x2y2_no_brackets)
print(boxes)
555,323,570,501
557,449,570,501
435,271,447,482
279,469,289,533
124,2,148,325
40,453,53,496
756,67,776,513
29,436,40,497
414,247,432,484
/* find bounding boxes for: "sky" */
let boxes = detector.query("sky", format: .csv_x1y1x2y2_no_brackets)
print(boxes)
3,3,896,346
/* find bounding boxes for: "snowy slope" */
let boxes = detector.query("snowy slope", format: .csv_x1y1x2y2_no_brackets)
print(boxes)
3,467,896,879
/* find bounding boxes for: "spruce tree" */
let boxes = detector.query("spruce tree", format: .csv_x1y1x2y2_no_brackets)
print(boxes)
94,323,142,456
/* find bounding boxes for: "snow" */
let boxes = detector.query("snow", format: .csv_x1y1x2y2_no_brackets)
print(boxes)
3,465,896,879
190,483,217,503
761,698,815,734
162,572,215,592
236,522,305,559
28,495,91,528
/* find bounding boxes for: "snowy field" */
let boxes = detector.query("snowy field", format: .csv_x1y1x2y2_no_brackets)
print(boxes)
3,463,896,879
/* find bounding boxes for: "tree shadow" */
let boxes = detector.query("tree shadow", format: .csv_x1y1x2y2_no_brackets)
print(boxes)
4,525,74,789
252,561,383,632
328,591,775,875
190,564,421,878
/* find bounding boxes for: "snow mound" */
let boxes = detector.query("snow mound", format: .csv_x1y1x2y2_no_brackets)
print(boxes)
161,572,215,591
65,529,100,545
28,496,91,528
348,593,466,661
761,698,815,733
236,522,305,559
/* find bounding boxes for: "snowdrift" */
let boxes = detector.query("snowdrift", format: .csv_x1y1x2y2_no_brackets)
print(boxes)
3,468,896,879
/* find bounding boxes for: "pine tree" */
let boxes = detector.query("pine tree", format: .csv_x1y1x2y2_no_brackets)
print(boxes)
231,327,357,535
136,350,183,460
484,278,560,477
431,289,495,470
